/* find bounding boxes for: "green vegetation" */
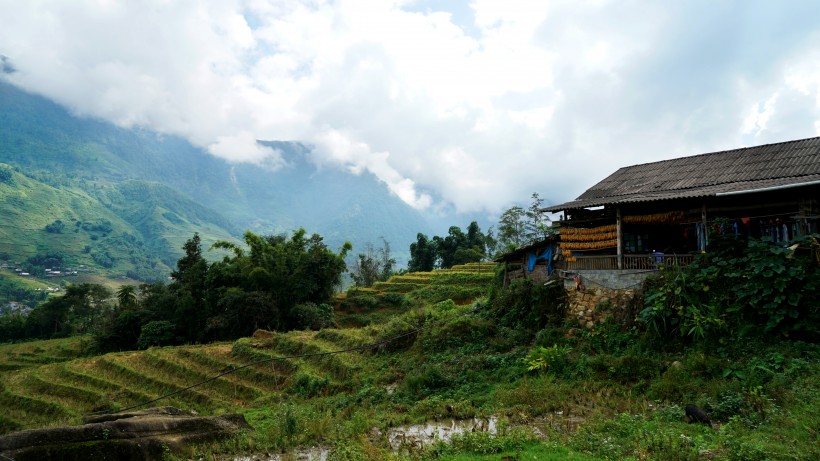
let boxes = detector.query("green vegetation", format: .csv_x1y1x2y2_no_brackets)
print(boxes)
0,261,818,460
640,233,820,341
1,194,819,460
0,163,239,284
91,230,351,350
409,222,494,272
1,81,436,274
350,238,396,288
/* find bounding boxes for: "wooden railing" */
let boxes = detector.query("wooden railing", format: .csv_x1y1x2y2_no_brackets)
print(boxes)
562,254,695,271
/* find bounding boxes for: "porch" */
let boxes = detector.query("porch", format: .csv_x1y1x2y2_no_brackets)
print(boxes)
558,253,696,271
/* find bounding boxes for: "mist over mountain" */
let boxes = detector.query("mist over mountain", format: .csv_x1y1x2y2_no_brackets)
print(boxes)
0,81,451,275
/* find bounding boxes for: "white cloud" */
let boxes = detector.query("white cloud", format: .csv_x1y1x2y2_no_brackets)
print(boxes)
209,130,284,165
1,0,820,216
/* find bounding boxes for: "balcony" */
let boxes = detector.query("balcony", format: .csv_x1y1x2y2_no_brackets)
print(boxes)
560,253,696,271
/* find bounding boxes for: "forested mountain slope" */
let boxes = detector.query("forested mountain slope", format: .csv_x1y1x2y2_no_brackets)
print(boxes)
0,81,432,279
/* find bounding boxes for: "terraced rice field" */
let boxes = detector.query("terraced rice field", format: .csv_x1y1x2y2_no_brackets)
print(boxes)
0,263,496,435
345,262,497,304
0,327,386,434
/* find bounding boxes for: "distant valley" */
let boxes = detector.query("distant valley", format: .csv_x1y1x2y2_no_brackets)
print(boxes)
0,81,441,286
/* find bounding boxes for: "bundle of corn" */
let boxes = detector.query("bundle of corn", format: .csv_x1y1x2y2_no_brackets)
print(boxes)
558,231,617,242
560,240,617,250
560,224,616,236
623,211,686,224
559,225,617,251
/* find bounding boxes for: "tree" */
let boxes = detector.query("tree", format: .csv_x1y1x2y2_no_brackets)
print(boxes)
209,229,350,335
25,283,111,338
496,192,554,253
116,285,138,309
466,221,487,256
170,233,209,342
408,233,437,272
350,238,396,288
435,226,468,269
525,192,553,242
44,219,65,234
497,205,528,250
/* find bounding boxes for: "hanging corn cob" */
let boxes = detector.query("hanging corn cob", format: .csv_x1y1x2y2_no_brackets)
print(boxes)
560,224,617,236
558,224,618,252
559,240,617,250
623,211,686,224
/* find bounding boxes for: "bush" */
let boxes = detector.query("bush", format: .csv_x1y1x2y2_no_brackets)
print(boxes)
44,219,65,234
639,234,820,343
487,279,567,334
290,303,336,330
523,344,572,375
288,372,330,398
136,320,176,349
380,292,407,306
0,166,13,184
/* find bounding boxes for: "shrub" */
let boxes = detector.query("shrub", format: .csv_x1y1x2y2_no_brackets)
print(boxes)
639,234,820,343
487,279,567,334
290,303,336,330
288,372,330,398
44,219,65,234
523,344,572,375
0,165,13,184
404,363,449,398
136,320,176,349
380,292,407,306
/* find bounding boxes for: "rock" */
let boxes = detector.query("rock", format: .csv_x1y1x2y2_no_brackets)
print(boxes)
0,406,253,461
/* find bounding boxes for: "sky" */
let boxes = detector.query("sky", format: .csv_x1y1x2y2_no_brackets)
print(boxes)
1,0,820,217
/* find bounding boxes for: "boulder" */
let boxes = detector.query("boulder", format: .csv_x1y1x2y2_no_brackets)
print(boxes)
0,406,253,461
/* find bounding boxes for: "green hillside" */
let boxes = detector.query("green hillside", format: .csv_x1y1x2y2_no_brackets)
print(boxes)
0,81,434,272
0,263,818,460
0,164,238,285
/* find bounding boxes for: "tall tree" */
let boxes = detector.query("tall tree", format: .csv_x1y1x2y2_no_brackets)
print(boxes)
435,226,468,269
496,192,554,253
497,205,528,250
350,238,395,288
170,233,210,342
408,233,437,272
525,192,553,241
210,229,350,334
116,285,138,309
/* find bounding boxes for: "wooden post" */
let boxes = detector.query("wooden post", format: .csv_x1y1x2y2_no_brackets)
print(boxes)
702,203,708,250
616,207,623,269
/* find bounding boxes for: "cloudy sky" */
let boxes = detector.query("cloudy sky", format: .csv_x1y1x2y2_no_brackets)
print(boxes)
2,0,820,216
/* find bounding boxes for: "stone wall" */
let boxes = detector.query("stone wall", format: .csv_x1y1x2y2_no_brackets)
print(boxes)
561,269,654,291
566,286,639,328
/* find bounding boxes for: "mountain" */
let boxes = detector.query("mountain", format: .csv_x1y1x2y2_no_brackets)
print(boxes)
0,81,433,280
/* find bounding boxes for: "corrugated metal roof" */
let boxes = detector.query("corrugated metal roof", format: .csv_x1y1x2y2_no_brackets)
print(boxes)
543,137,820,212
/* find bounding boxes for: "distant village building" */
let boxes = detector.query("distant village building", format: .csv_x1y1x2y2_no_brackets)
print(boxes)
2,301,31,316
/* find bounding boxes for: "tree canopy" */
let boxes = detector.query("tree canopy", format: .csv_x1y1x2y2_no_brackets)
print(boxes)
408,221,492,270
91,229,351,351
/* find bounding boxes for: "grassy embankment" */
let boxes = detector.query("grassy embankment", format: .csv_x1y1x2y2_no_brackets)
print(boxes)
1,262,818,460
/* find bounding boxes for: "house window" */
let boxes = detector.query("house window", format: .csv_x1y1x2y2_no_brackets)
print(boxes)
624,233,648,253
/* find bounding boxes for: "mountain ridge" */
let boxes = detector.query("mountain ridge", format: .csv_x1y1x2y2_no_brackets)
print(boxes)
0,81,434,280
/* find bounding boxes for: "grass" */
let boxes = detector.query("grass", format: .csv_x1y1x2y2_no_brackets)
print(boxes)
1,266,819,460
434,442,605,461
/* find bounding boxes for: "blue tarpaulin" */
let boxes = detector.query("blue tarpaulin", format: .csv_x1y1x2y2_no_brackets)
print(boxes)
527,245,553,275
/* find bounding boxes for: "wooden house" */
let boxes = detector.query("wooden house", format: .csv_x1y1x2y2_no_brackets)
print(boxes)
543,136,820,277
495,237,557,288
